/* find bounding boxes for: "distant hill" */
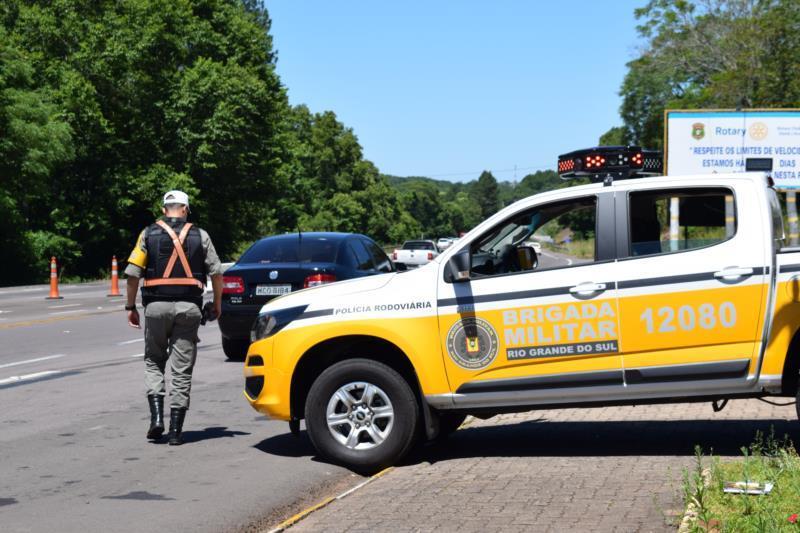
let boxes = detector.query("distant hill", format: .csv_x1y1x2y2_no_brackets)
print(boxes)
383,169,572,208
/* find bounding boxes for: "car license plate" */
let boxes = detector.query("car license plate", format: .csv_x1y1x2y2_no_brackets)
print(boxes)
255,284,292,296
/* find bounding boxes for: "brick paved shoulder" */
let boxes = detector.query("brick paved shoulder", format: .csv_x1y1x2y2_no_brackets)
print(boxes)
288,400,797,533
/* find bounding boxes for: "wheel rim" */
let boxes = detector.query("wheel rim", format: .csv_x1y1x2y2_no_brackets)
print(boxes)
325,381,394,450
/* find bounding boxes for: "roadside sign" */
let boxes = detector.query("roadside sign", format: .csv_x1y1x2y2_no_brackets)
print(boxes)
665,109,800,189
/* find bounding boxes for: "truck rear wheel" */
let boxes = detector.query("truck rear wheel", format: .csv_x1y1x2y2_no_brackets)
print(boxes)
305,358,418,474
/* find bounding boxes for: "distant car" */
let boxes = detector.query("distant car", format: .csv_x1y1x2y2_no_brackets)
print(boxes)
437,237,455,251
218,232,394,359
391,240,439,268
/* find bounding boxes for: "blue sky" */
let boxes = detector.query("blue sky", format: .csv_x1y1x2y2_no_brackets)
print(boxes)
267,1,645,182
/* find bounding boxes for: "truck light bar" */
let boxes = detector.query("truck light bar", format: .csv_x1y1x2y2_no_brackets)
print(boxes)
558,146,663,182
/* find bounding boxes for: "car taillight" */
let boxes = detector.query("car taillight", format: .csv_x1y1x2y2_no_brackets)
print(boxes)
304,273,336,288
427,252,433,260
222,276,244,294
392,250,397,261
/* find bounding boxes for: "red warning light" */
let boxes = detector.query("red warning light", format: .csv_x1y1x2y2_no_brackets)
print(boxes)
584,154,607,169
558,146,662,180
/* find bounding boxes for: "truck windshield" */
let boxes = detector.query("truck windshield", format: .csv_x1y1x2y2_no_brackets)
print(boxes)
240,237,339,264
403,241,435,250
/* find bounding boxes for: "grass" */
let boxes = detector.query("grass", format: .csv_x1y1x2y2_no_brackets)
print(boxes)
683,429,800,532
542,239,595,260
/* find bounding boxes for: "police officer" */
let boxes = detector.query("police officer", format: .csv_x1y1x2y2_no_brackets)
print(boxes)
124,190,223,445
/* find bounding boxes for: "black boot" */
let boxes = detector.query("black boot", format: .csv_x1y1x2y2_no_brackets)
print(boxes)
168,408,186,446
146,395,165,440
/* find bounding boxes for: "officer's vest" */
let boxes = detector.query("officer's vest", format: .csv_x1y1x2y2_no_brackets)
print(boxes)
141,218,206,308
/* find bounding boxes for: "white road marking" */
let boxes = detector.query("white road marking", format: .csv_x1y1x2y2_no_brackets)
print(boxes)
47,303,81,309
0,370,61,386
541,251,574,266
88,425,104,431
48,309,84,315
130,353,145,357
117,338,143,345
0,354,66,369
0,287,46,295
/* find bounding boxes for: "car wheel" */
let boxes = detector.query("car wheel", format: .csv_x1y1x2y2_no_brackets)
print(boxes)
221,337,248,360
305,358,418,474
436,412,467,440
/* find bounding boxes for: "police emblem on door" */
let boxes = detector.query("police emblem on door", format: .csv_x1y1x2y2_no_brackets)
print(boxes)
446,317,499,370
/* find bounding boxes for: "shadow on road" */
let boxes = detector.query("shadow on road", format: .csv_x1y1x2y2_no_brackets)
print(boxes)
252,417,800,471
404,418,800,466
179,426,250,444
254,431,317,458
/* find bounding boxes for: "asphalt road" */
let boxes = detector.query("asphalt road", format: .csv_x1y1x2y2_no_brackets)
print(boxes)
537,248,589,269
0,282,357,532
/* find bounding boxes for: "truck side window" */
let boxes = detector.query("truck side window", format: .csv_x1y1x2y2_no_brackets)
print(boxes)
469,196,597,277
627,188,735,257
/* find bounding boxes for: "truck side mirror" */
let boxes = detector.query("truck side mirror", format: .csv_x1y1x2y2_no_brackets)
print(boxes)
448,249,471,282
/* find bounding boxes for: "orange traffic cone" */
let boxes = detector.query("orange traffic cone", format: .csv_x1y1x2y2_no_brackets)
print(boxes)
108,255,121,297
46,256,63,300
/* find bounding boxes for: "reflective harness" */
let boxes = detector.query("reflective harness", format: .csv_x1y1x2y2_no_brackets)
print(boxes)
142,220,205,289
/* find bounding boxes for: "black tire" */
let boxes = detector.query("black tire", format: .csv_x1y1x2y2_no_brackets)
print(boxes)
437,412,467,439
305,358,419,474
222,337,248,360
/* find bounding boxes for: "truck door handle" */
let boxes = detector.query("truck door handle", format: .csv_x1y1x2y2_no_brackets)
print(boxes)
569,282,607,298
713,267,753,281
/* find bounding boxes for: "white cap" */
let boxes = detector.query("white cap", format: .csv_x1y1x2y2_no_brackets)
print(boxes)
163,190,190,208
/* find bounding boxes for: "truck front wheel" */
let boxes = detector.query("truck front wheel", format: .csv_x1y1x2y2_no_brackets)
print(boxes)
305,358,419,474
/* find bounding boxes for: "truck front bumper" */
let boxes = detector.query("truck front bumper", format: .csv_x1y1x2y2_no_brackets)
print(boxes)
242,338,292,421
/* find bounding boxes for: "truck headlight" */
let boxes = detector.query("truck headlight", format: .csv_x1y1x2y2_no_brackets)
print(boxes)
250,305,308,343
251,314,277,342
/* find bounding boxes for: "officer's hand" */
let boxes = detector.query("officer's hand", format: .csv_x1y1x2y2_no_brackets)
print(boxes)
214,300,222,320
128,309,141,329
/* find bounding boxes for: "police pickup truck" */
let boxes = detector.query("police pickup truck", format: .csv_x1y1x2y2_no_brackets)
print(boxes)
244,146,798,472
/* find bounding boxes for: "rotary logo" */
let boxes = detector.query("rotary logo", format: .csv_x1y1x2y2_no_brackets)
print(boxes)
691,122,705,140
749,122,768,141
446,317,499,370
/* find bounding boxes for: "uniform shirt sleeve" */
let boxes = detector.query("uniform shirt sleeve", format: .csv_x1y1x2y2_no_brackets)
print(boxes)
200,229,223,276
124,229,148,278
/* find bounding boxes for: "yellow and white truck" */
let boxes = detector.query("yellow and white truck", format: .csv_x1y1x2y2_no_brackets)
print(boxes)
244,148,800,472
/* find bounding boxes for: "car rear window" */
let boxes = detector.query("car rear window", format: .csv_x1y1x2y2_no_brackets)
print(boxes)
239,237,339,264
403,241,435,250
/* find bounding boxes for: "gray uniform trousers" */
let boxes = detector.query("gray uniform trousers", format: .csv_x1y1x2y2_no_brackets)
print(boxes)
144,300,202,410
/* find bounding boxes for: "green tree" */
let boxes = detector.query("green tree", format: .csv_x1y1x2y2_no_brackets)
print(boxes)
0,0,286,282
472,170,500,219
513,170,565,201
598,126,629,146
614,0,800,148
0,27,74,283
